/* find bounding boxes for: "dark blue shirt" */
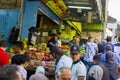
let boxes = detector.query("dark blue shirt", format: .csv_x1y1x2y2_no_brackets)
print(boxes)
99,43,114,53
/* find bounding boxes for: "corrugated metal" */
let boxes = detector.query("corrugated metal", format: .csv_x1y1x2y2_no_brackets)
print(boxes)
38,1,60,25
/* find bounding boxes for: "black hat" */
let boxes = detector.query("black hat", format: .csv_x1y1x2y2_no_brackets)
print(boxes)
70,45,80,54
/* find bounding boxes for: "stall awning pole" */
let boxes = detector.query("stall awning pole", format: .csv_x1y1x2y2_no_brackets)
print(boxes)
19,0,25,40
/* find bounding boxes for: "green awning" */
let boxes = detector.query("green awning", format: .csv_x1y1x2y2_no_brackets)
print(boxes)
82,23,104,31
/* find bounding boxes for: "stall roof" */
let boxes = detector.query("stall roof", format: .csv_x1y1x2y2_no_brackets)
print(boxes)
40,0,106,32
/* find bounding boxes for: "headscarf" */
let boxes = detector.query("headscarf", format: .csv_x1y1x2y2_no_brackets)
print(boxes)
104,51,118,80
35,66,45,74
105,51,117,67
88,65,103,80
29,74,49,80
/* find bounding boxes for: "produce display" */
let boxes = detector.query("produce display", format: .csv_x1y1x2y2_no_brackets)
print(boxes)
80,45,86,55
26,49,54,61
26,43,54,61
25,43,55,71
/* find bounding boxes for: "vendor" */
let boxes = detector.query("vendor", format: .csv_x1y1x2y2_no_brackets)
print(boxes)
28,27,40,46
47,35,58,54
47,29,58,54
14,41,24,55
70,36,77,46
57,32,62,47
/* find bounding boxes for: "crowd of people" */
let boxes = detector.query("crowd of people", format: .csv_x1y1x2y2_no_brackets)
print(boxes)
1,34,120,80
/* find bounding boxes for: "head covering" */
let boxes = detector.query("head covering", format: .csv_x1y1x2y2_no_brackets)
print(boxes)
105,44,112,52
104,51,118,80
88,65,103,80
50,29,57,35
35,66,45,74
70,45,80,54
105,51,115,62
29,74,48,80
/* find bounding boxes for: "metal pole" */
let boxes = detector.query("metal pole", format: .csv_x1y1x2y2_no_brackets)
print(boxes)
18,0,25,40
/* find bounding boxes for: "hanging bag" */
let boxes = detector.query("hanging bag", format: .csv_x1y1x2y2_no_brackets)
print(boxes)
9,27,19,43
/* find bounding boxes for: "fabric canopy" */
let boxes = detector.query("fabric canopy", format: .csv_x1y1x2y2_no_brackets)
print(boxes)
82,23,104,31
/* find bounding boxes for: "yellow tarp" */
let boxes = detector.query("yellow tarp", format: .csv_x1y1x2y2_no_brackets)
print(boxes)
67,21,82,34
72,22,82,32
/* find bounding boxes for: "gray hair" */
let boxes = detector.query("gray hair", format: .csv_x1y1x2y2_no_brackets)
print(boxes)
58,66,72,76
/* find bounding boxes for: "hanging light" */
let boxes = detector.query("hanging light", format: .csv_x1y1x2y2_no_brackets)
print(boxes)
68,6,92,9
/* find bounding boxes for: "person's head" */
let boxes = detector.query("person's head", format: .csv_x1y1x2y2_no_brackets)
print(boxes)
29,26,37,32
73,36,76,41
93,55,101,64
29,73,48,80
70,45,80,62
104,44,112,52
106,36,112,42
57,32,62,39
54,48,64,60
14,41,24,54
11,54,30,68
58,67,72,80
88,37,92,42
105,51,115,62
0,40,8,51
0,64,22,80
94,39,99,44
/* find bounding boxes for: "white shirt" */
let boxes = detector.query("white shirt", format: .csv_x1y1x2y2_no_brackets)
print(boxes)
72,60,86,80
57,40,62,47
55,55,73,80
31,32,40,45
17,65,27,80
84,42,98,62
114,43,120,54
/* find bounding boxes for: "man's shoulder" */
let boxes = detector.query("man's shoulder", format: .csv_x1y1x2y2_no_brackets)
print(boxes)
91,65,101,68
89,65,103,73
86,42,93,46
0,51,9,57
75,61,86,67
105,43,114,46
60,55,72,62
99,64,109,70
102,43,113,49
